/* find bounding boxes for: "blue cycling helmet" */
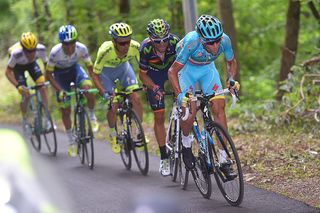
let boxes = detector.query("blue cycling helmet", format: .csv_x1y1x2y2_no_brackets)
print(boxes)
58,25,78,43
195,15,223,41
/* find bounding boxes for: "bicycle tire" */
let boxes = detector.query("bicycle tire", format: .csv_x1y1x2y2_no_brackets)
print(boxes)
116,111,132,170
179,139,189,190
39,103,57,156
29,99,41,152
73,107,85,165
166,114,179,181
130,110,149,175
190,152,212,199
81,109,94,169
209,121,244,206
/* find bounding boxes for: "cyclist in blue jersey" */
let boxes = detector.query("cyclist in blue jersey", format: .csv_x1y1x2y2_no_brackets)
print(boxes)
139,19,180,176
168,15,240,178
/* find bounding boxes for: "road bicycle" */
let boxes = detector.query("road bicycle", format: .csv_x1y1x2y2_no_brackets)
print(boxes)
113,88,149,175
24,82,57,156
184,89,244,206
165,93,189,189
66,84,97,169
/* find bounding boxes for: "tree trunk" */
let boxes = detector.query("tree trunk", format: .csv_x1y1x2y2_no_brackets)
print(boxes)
119,0,129,19
217,0,240,83
86,0,98,52
32,0,43,42
42,0,52,29
170,0,184,37
64,0,74,24
276,0,300,101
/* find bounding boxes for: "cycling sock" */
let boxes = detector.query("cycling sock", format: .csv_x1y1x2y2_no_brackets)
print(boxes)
159,145,168,160
219,149,227,163
181,134,193,148
88,108,96,120
66,128,74,144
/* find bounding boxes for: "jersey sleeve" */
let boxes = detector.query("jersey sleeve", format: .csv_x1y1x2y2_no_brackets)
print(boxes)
79,43,93,66
221,35,234,61
37,45,48,64
93,44,107,74
139,45,149,71
7,54,17,68
175,35,198,65
46,50,56,72
131,40,140,64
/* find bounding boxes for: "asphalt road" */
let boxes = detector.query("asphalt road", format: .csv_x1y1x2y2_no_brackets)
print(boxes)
1,123,318,213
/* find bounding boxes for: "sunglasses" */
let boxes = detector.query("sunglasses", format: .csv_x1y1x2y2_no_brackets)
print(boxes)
62,41,76,46
151,36,169,44
204,38,221,45
116,40,131,46
24,48,36,53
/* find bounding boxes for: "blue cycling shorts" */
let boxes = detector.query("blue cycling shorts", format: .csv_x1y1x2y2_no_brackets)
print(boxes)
178,62,223,97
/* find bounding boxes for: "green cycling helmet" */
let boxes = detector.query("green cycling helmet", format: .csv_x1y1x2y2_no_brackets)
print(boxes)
147,19,170,38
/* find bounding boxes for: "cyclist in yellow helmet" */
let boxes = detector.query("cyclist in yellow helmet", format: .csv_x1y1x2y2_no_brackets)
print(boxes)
5,32,50,133
91,22,144,152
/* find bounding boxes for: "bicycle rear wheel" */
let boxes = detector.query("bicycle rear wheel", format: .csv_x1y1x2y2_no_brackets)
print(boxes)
178,139,189,190
130,110,149,175
209,121,244,206
39,103,57,156
80,109,94,169
27,99,41,152
166,115,179,181
116,112,132,170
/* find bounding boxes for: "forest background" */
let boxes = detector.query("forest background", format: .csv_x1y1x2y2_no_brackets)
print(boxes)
0,0,319,208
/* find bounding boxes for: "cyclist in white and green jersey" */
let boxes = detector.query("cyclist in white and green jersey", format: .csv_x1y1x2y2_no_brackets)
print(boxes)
91,23,143,152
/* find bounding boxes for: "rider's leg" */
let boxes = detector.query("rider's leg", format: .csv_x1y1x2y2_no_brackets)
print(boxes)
154,110,166,157
35,75,48,106
210,97,227,151
129,92,143,122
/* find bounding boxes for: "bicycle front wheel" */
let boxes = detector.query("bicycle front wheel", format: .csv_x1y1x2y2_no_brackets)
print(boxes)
209,121,244,206
116,112,132,170
80,109,94,169
39,103,57,156
26,99,41,152
130,110,149,175
165,114,179,181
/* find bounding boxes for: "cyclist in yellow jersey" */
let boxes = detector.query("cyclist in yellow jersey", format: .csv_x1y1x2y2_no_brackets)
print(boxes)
92,22,143,151
5,32,50,132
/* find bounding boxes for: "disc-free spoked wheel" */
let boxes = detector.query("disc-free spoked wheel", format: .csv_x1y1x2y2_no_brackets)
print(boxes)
130,111,149,175
39,103,57,156
116,112,132,170
209,121,244,206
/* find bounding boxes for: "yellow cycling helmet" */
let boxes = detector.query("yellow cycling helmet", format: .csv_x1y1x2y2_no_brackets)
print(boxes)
109,23,132,39
20,32,38,50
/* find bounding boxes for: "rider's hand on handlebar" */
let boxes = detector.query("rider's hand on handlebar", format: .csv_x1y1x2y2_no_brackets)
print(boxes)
152,84,164,100
177,92,189,107
228,78,240,91
103,92,111,100
17,85,29,95
58,90,66,101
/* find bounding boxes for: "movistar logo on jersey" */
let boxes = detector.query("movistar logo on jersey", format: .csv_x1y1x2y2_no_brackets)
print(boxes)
143,46,152,54
169,37,178,46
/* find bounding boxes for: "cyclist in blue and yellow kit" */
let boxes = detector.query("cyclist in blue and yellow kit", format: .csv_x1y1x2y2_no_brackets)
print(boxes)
168,15,240,179
139,19,179,176
91,23,144,153
46,25,99,157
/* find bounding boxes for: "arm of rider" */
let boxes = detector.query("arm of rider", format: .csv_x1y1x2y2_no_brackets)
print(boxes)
5,66,28,95
139,69,163,100
226,58,240,91
45,69,61,92
86,64,94,79
168,61,187,105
